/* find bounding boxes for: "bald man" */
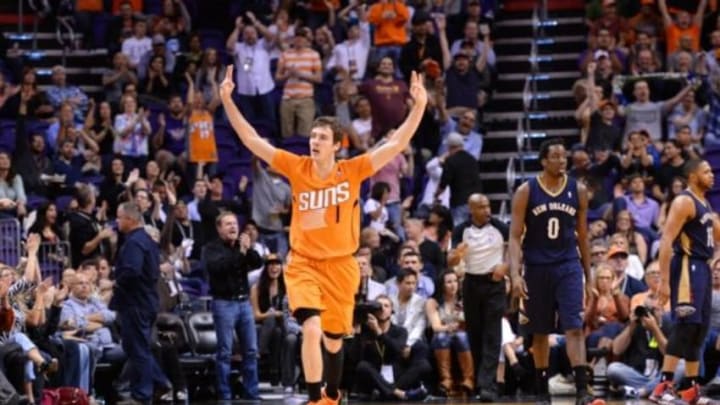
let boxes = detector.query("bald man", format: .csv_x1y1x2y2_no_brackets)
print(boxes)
448,193,509,401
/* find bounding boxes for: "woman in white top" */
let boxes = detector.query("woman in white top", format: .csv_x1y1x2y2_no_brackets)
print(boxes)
113,95,151,172
363,181,399,242
349,96,373,153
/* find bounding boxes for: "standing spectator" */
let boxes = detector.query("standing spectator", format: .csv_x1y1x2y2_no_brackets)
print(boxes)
326,7,370,82
68,185,114,268
621,79,693,145
111,202,170,404
202,212,263,401
46,65,89,122
195,49,225,106
121,19,152,70
435,133,482,226
450,21,496,67
141,55,171,100
275,28,322,138
448,193,508,401
250,159,291,257
226,18,276,125
359,57,409,140
250,255,286,387
367,0,409,68
658,0,707,54
137,34,176,82
443,48,491,112
399,11,449,83
622,174,660,234
113,95,151,173
186,74,219,176
152,95,187,174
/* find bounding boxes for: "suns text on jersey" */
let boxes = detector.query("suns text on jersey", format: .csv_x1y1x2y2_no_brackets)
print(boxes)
298,182,350,211
531,202,577,217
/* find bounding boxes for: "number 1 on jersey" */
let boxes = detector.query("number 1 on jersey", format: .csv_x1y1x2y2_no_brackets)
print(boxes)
547,217,559,240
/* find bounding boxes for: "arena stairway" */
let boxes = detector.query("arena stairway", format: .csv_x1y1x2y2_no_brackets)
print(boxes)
1,7,108,99
481,5,586,214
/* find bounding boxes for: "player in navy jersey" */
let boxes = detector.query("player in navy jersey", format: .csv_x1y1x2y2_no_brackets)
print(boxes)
509,138,600,405
651,159,720,405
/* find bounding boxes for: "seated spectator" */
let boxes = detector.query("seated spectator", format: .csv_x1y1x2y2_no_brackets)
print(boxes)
576,65,623,153
622,174,659,231
352,295,429,401
108,0,139,54
584,262,629,335
0,72,18,114
348,97,373,153
652,142,686,202
0,151,27,218
657,177,686,230
250,255,287,387
620,130,656,180
59,272,124,363
628,38,663,76
46,65,89,122
357,253,386,301
52,140,84,190
674,125,702,160
2,68,53,121
614,210,649,265
626,2,664,47
629,261,670,313
113,95,151,173
426,271,474,396
103,52,139,106
606,292,673,398
121,18,152,70
606,242,647,297
385,252,435,299
404,218,444,278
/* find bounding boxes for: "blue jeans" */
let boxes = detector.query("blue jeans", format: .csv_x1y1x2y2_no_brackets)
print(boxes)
431,331,471,352
386,201,405,240
212,299,259,400
118,308,169,402
259,231,288,258
607,361,684,396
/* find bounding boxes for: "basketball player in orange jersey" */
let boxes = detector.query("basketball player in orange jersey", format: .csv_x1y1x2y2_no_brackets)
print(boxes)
220,65,427,405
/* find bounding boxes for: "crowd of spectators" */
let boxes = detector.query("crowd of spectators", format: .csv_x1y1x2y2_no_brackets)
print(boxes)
6,0,720,403
0,0,506,402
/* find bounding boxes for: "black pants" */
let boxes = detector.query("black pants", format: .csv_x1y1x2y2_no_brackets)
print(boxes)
463,273,506,392
355,355,431,399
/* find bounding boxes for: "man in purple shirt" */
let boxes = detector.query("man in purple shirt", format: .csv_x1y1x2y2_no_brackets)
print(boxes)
623,173,659,231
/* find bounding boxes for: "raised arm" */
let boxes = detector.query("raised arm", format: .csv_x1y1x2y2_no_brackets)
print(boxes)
219,65,277,164
657,0,673,28
369,71,427,171
694,0,708,28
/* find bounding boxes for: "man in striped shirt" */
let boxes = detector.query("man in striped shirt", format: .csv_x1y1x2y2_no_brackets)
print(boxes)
275,27,322,138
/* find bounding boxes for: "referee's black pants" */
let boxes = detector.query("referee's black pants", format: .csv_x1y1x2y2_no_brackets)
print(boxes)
463,272,506,394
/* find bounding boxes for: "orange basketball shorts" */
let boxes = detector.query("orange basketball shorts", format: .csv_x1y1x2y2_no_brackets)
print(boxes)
284,252,360,335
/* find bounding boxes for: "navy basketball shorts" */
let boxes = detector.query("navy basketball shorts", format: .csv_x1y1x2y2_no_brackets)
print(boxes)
523,261,583,334
670,255,711,326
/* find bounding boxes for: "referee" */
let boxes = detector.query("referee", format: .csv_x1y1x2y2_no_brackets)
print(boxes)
448,193,508,402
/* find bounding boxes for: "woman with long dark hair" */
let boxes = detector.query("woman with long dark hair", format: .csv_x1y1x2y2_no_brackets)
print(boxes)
0,151,27,218
250,255,296,391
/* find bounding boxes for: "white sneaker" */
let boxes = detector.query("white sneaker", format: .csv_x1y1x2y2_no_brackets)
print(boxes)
284,386,295,396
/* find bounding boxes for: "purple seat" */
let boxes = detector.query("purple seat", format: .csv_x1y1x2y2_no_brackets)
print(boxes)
55,195,74,213
199,29,224,51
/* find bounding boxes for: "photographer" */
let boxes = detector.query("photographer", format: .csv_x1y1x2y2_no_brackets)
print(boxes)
353,295,429,401
606,294,675,398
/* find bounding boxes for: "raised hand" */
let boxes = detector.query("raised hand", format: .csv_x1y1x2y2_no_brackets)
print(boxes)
409,71,428,108
220,65,235,99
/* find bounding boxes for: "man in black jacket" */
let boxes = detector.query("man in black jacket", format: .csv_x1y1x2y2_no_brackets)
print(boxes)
112,202,169,405
353,295,429,401
435,132,482,226
202,211,263,401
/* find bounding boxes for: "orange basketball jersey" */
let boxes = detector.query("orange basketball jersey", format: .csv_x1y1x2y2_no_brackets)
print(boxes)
271,150,375,259
187,110,217,163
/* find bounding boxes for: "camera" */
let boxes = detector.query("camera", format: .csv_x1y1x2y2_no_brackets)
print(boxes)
634,305,650,318
353,301,382,326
